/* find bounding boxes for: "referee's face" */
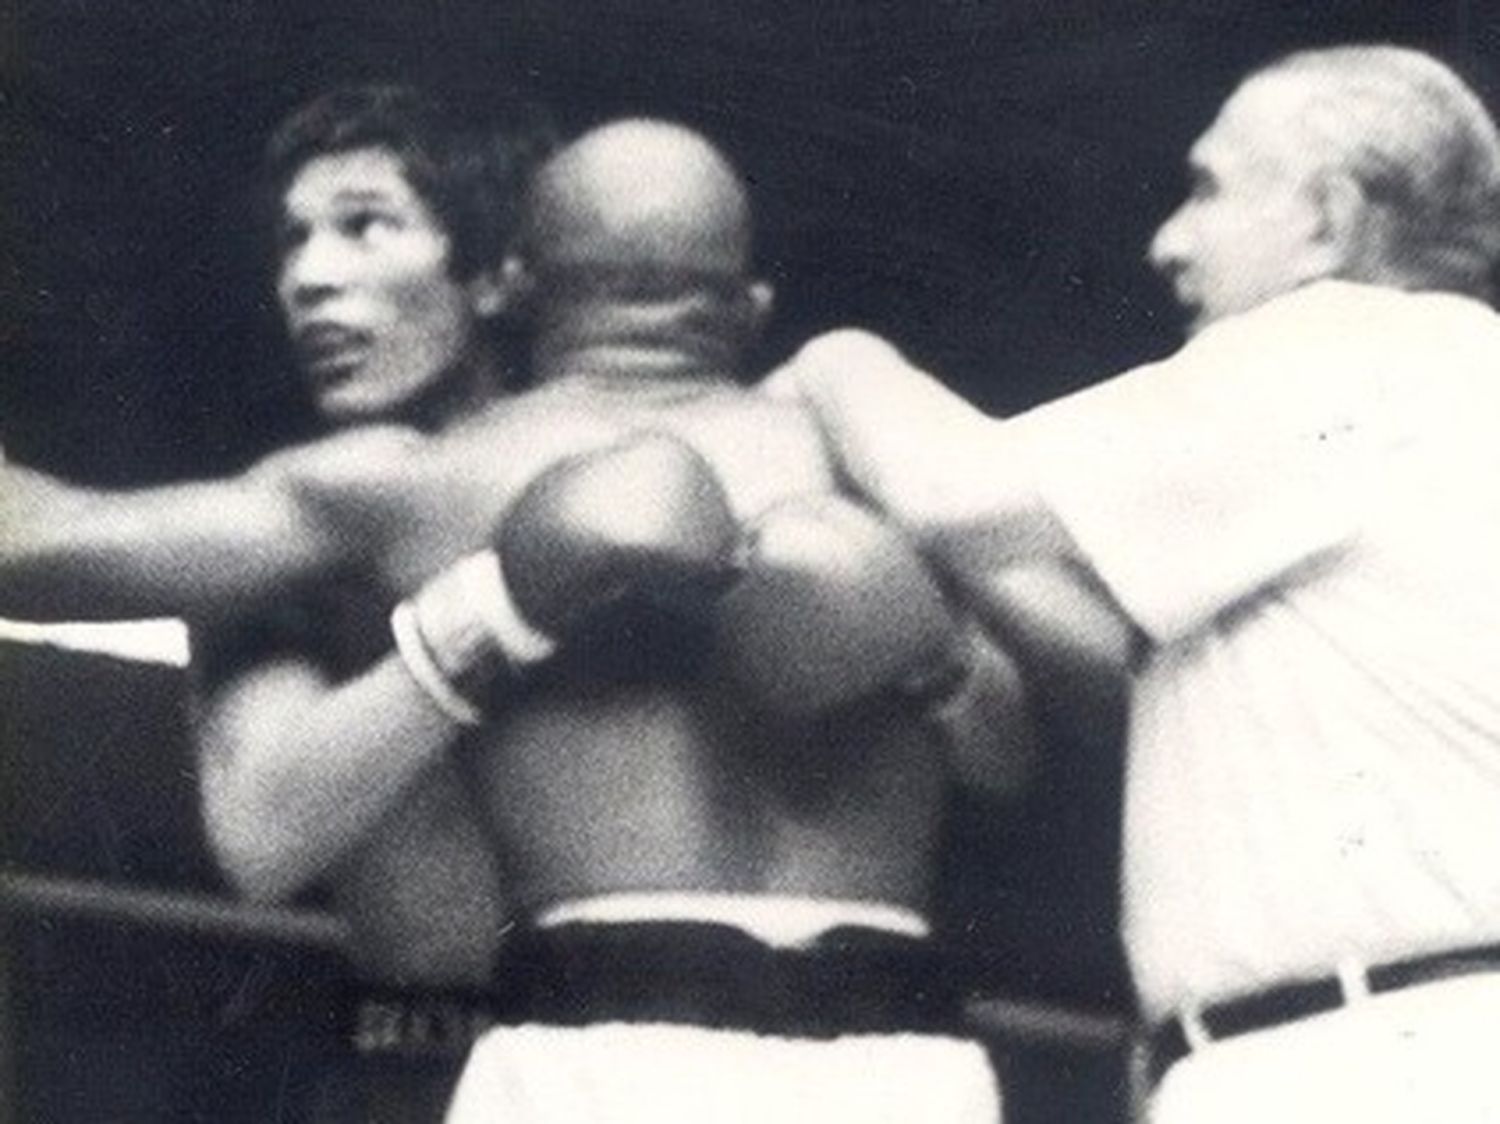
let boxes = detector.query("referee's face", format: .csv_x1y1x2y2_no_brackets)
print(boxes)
1149,78,1327,335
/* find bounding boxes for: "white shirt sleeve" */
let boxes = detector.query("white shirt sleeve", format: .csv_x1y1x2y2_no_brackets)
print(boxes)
1017,285,1403,643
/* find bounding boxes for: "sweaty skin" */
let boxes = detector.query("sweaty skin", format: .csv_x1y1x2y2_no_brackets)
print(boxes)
0,426,425,624
369,386,948,924
202,120,1029,986
464,120,1020,916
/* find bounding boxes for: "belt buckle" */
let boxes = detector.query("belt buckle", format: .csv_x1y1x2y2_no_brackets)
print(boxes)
1177,1001,1213,1053
1335,957,1371,1005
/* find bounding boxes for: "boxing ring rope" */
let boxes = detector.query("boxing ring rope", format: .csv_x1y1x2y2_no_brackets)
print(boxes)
0,866,1132,1052
0,868,348,951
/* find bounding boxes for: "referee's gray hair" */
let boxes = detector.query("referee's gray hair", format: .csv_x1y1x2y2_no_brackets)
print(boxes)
1253,45,1500,298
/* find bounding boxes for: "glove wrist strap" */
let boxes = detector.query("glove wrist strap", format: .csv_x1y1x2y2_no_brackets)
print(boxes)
391,600,486,727
394,550,559,727
459,550,560,671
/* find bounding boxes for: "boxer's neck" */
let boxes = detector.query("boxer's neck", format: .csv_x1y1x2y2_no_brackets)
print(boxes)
533,343,741,389
397,348,511,433
532,309,746,389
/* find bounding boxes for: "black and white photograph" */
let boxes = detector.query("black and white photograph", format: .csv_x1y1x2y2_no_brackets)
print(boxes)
4,2,1500,1121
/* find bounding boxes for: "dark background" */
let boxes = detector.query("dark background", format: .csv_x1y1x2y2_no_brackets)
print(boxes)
5,2,1500,1120
7,0,1496,483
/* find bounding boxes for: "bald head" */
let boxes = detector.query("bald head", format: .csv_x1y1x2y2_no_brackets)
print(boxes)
525,119,753,275
521,120,772,384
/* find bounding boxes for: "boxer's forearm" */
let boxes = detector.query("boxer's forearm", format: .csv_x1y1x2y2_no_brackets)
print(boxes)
195,654,469,903
947,557,1134,758
775,329,1053,550
0,465,336,622
930,622,1039,802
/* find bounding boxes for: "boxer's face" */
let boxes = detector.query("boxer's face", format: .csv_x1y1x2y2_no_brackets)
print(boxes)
1149,78,1327,335
276,146,484,424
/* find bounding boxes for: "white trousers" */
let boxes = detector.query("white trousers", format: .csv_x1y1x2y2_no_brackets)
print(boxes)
445,1021,1000,1124
1150,974,1500,1124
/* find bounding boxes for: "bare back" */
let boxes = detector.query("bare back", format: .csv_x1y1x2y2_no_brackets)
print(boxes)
373,380,951,915
456,382,950,914
213,378,952,987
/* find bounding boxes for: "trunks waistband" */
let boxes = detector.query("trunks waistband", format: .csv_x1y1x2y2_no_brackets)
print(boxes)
534,892,931,948
339,986,498,1059
491,914,959,1039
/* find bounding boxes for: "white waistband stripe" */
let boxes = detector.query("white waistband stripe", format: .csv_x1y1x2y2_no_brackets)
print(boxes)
534,892,930,949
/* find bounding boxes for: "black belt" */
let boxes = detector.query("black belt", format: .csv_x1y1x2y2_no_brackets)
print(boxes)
1149,942,1500,1085
490,920,962,1038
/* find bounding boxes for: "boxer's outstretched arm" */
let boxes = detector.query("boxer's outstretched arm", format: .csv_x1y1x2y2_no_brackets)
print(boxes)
0,426,421,623
0,460,335,623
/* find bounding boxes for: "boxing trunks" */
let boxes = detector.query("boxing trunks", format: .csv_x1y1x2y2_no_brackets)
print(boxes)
444,894,1001,1123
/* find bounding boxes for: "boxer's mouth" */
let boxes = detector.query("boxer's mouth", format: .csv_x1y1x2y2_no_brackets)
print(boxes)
293,323,372,378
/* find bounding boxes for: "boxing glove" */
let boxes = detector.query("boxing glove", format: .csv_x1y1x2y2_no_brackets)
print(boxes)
926,618,1035,800
499,433,741,637
391,432,742,725
713,494,965,720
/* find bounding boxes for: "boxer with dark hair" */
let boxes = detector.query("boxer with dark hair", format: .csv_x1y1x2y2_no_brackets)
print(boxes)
197,117,1024,1122
0,83,551,625
187,83,547,1122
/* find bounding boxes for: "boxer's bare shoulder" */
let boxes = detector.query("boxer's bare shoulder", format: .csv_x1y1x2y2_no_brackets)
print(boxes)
644,388,836,517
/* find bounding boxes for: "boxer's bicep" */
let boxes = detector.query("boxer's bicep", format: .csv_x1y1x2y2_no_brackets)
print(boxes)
167,472,337,622
193,654,338,897
193,638,468,904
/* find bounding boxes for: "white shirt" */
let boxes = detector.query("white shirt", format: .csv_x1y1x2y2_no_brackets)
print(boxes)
1014,282,1500,1020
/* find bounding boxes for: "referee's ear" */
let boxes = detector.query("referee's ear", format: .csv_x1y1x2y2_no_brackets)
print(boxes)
1305,169,1389,283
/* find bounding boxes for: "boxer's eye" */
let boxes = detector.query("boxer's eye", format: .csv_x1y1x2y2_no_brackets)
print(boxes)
337,208,400,241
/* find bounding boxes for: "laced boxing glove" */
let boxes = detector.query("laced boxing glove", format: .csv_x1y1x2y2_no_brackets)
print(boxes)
713,494,1033,792
712,493,968,719
397,429,1017,759
391,432,740,725
498,433,741,637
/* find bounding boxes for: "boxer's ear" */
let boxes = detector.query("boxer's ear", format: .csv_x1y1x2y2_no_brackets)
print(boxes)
469,255,534,320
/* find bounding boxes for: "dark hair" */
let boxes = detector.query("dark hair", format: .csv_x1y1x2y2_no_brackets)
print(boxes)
262,84,557,280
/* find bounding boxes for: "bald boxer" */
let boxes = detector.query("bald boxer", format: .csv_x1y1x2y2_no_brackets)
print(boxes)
198,117,1023,1123
777,45,1500,1124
